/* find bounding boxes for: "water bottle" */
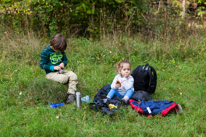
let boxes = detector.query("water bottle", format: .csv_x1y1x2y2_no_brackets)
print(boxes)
49,103,64,108
76,92,81,108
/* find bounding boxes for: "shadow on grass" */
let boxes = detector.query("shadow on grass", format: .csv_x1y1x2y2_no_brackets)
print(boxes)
22,78,68,106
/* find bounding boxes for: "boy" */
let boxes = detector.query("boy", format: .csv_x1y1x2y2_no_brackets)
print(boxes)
40,33,78,104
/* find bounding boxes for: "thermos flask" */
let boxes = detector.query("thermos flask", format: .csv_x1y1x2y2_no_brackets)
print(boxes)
76,92,81,108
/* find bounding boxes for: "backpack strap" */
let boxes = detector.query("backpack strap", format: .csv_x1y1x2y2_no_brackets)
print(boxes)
141,63,149,72
89,103,98,111
146,66,157,94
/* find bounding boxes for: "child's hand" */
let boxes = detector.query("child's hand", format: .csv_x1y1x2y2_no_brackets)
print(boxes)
59,63,64,69
115,83,121,88
115,80,121,88
54,66,62,71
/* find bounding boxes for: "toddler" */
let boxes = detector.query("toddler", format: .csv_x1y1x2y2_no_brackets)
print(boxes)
106,60,134,104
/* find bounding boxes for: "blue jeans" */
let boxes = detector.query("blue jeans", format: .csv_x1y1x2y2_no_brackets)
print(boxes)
107,88,134,99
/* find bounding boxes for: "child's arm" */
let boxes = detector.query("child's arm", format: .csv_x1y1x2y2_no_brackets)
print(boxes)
61,51,67,67
111,75,120,89
57,51,67,69
40,51,53,71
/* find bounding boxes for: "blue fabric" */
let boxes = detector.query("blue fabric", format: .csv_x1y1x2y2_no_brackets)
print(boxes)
107,88,134,99
50,66,54,71
132,100,174,115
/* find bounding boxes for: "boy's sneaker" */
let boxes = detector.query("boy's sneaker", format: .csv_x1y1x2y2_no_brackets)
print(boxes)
65,94,75,104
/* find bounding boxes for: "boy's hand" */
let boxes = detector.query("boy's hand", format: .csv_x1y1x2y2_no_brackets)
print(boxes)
54,66,62,71
59,63,64,69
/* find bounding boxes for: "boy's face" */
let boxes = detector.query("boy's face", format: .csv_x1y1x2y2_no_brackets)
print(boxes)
50,46,62,52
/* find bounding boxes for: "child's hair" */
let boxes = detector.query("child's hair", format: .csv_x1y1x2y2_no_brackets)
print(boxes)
50,33,67,51
115,60,131,73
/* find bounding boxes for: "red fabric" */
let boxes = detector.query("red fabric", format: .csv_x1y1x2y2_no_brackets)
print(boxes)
161,102,178,116
129,99,149,117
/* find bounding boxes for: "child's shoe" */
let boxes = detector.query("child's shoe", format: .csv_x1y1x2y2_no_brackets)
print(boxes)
120,99,128,106
65,94,75,104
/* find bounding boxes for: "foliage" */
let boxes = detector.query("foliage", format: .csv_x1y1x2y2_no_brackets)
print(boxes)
0,0,152,37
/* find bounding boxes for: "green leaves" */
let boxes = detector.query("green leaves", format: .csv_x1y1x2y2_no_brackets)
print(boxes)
1,0,150,37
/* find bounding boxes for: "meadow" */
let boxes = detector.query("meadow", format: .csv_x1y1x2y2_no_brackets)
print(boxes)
0,24,206,136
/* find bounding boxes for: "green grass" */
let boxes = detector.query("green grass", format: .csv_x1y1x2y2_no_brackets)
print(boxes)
0,29,206,136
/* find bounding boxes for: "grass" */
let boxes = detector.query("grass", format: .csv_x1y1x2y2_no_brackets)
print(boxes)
0,27,206,136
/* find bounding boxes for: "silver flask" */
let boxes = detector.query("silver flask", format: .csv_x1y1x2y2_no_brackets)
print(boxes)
76,92,81,108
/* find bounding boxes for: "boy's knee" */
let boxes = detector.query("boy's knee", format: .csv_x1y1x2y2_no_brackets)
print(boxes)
59,78,69,84
70,72,78,81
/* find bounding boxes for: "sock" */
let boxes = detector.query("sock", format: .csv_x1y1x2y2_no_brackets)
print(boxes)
122,96,129,103
106,96,111,99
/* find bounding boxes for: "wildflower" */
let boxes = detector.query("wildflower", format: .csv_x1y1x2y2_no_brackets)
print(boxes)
19,92,22,95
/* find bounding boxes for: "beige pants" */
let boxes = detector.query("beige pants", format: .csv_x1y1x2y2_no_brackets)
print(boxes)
46,70,78,94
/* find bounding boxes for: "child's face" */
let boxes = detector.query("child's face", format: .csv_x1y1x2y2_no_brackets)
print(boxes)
119,63,131,78
50,46,62,53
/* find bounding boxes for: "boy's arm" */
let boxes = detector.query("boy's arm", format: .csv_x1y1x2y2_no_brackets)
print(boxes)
62,51,67,67
40,51,55,71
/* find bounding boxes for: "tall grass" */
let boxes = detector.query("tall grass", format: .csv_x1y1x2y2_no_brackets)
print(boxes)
0,24,206,136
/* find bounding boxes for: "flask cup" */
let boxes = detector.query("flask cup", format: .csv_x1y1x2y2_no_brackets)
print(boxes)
76,92,81,108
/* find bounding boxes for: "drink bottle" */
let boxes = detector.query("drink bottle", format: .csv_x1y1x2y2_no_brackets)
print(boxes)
76,92,81,108
49,103,64,108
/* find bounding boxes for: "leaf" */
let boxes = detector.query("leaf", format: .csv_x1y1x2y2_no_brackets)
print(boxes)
87,10,91,14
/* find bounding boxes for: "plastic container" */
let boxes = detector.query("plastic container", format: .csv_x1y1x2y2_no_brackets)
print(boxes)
81,95,91,103
76,92,81,108
49,103,64,108
59,69,64,74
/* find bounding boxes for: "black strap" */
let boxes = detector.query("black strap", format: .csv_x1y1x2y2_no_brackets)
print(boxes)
89,103,98,111
146,66,157,94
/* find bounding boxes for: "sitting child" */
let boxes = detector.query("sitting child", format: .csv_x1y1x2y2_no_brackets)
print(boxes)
106,60,134,104
40,33,78,104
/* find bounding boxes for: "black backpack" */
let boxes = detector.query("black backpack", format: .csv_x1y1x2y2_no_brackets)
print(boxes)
131,63,157,94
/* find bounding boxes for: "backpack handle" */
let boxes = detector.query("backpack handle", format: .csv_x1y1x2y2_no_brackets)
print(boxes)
146,66,157,94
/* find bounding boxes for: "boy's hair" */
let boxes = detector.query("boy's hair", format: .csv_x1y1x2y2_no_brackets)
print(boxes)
115,60,131,73
50,33,67,51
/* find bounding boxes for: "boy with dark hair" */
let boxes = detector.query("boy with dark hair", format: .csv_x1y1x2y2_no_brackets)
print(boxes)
40,33,78,104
